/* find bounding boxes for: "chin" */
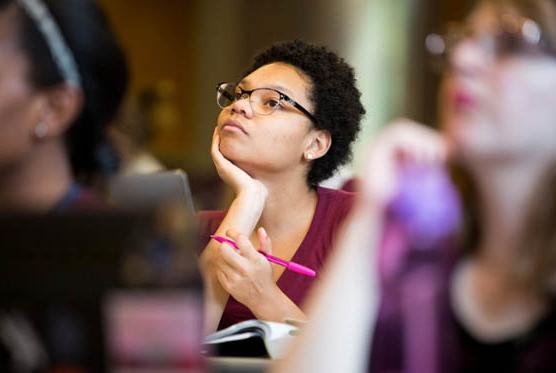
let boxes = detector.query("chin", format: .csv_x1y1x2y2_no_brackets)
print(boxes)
218,139,249,164
219,140,239,159
446,122,482,159
444,115,469,143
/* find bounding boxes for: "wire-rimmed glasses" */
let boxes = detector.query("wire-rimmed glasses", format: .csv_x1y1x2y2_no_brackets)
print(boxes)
216,82,317,124
425,14,546,70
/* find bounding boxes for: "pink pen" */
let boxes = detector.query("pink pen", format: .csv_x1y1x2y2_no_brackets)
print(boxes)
210,235,316,277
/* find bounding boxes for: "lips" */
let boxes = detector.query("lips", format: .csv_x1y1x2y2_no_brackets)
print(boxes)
221,119,248,135
451,89,477,112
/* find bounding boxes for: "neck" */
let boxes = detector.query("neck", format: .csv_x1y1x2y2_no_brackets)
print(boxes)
469,159,549,272
251,166,318,239
0,141,73,213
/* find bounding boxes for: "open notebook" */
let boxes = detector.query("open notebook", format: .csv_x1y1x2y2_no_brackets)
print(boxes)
203,319,298,359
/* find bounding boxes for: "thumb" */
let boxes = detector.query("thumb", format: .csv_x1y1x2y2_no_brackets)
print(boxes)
257,227,272,255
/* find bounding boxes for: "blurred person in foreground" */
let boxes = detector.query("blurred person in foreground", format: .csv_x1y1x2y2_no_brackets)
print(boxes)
0,0,127,213
276,0,556,371
198,40,364,333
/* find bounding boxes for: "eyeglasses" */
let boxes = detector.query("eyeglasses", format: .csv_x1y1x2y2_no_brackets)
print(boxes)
425,14,548,69
216,82,317,124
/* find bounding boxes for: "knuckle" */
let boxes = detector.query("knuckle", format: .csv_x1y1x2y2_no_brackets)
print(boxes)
236,264,248,277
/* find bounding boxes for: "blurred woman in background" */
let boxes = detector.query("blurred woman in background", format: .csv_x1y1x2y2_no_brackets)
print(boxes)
199,40,365,333
277,0,556,371
0,0,127,213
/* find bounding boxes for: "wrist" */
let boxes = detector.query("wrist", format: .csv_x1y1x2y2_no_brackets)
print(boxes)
249,285,285,321
236,182,267,203
199,256,217,284
229,188,267,227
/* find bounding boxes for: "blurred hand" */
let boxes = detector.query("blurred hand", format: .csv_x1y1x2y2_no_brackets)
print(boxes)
359,118,448,208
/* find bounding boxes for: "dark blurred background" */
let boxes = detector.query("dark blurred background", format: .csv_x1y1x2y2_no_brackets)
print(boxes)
99,0,474,210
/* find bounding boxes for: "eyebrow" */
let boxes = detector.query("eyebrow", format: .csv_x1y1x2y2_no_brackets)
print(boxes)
238,79,295,97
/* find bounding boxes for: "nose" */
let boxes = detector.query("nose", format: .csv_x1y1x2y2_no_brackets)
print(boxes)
230,94,254,118
448,38,490,76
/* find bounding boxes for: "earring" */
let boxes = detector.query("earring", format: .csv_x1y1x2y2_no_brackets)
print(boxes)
305,153,313,160
34,122,49,139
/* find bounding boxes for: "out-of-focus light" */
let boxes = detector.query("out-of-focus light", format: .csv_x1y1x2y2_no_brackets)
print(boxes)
425,33,445,55
522,19,541,45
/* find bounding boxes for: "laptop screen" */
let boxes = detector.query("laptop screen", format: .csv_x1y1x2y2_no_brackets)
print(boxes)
108,170,196,215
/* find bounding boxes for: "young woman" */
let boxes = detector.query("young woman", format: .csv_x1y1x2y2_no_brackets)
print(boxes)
277,0,556,371
199,40,365,332
0,0,127,213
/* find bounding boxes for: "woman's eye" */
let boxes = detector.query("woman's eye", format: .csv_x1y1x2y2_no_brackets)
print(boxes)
265,99,281,109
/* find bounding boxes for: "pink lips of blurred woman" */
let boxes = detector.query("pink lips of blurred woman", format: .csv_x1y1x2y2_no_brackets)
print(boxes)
452,90,477,113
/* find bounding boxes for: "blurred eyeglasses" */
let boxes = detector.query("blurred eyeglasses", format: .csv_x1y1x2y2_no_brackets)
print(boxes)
216,82,317,124
426,14,547,70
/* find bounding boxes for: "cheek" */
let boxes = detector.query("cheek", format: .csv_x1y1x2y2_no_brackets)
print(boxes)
257,126,307,162
493,74,531,124
443,60,556,161
218,123,306,168
256,116,314,166
216,110,227,126
493,67,556,151
0,84,39,169
0,116,33,170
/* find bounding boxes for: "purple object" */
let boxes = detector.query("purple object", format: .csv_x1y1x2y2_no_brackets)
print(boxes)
387,165,462,250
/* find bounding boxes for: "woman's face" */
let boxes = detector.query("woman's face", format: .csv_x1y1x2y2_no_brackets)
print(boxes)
0,7,45,171
441,2,556,166
216,62,317,176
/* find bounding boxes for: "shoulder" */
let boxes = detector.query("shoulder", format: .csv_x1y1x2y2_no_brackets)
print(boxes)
315,186,355,220
307,186,356,248
317,185,355,203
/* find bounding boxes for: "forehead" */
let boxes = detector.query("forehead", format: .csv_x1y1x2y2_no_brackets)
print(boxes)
467,2,520,33
0,6,21,51
0,7,33,74
240,62,312,103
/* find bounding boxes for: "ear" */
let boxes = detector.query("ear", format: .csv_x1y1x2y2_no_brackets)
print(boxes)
37,85,83,139
304,129,331,161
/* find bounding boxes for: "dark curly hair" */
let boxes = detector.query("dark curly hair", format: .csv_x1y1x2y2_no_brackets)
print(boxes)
243,40,365,186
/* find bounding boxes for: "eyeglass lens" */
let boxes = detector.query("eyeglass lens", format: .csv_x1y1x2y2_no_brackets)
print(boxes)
426,16,543,63
217,83,282,115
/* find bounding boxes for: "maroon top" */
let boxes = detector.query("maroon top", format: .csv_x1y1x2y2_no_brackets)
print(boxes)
198,186,355,329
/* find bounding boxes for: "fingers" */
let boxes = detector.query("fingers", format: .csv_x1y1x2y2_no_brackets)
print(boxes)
359,119,448,207
226,229,261,261
217,242,248,275
215,230,272,297
211,127,226,168
386,119,447,166
210,126,261,197
257,227,272,255
211,126,219,150
216,268,239,293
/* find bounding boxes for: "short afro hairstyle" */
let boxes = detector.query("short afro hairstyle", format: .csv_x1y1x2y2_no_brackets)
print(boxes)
242,40,365,186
